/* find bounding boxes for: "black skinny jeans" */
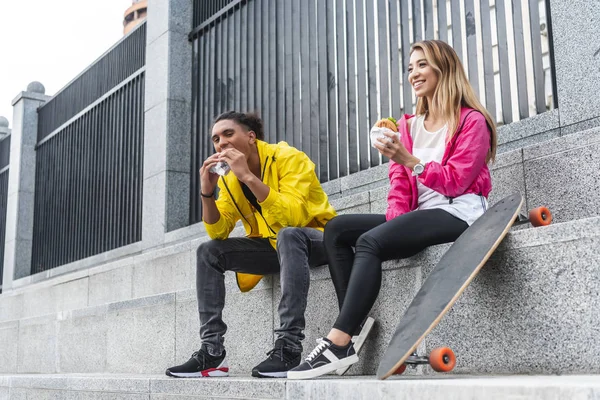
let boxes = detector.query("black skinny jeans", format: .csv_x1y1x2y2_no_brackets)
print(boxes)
324,209,468,335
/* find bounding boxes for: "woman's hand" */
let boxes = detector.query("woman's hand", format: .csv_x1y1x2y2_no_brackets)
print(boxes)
373,130,420,170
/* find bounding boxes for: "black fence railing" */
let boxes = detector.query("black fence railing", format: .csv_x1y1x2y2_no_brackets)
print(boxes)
37,22,146,141
189,0,555,224
193,0,238,29
0,135,9,170
31,74,145,274
0,136,10,292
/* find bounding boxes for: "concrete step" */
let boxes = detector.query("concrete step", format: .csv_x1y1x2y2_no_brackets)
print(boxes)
1,373,599,400
1,216,598,377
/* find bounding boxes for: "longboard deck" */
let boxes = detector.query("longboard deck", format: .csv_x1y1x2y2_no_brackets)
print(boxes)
376,192,524,379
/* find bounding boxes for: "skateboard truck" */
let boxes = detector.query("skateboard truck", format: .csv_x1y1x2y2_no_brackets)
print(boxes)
514,206,552,227
394,347,457,375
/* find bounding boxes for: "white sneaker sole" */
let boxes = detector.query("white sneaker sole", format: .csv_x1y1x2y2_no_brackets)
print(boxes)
287,354,359,380
335,316,375,375
166,367,229,378
253,370,288,378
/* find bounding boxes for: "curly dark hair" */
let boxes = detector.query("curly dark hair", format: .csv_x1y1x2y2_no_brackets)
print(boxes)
214,111,265,140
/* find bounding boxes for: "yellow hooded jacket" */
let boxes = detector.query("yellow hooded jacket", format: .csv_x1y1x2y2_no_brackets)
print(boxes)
203,140,337,292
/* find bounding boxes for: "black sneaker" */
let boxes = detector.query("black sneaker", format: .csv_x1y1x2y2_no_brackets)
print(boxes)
252,339,301,378
165,345,229,378
287,337,358,380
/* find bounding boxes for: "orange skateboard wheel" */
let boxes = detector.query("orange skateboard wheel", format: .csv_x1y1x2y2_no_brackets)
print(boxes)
393,363,407,375
429,347,456,372
529,206,552,227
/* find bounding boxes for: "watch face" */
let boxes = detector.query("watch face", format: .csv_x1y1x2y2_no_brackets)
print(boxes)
415,163,424,173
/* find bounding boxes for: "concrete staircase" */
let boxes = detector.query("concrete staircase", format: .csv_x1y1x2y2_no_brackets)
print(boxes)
0,126,599,398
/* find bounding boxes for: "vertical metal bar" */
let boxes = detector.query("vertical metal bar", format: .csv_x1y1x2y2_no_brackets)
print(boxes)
274,0,283,142
480,0,496,120
336,0,348,177
511,0,529,119
400,0,413,114
326,0,338,180
528,0,546,114
234,7,241,112
346,0,358,174
228,7,235,111
424,0,434,39
389,0,401,116
300,0,311,157
495,0,513,123
464,0,479,93
216,17,223,115
137,74,145,241
378,0,390,118
93,92,102,255
292,0,301,149
71,117,80,262
308,0,320,168
543,0,558,109
126,80,134,243
248,1,255,111
450,0,462,62
317,0,330,181
116,87,125,248
438,0,448,41
262,0,272,138
412,0,423,42
364,0,379,168
284,0,294,145
253,0,262,116
190,37,199,224
241,3,248,112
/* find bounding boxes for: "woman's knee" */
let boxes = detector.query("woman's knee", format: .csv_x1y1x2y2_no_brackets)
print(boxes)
355,232,382,255
323,215,350,243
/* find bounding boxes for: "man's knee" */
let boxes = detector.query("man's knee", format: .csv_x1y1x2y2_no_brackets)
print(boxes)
277,227,305,245
196,240,224,271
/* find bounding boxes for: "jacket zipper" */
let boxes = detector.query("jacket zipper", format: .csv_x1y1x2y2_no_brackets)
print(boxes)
258,156,277,236
442,110,476,205
223,155,277,238
222,178,256,235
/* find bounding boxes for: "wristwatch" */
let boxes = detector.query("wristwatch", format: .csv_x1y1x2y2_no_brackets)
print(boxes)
412,162,425,176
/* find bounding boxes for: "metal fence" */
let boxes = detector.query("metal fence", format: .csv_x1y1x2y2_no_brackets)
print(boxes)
192,0,238,28
30,24,146,275
37,23,146,141
0,136,10,291
188,0,555,224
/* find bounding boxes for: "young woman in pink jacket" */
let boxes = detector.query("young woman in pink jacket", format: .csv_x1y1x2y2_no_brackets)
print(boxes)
288,40,498,380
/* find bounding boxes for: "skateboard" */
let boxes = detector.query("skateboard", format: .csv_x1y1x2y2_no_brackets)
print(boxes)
376,192,552,379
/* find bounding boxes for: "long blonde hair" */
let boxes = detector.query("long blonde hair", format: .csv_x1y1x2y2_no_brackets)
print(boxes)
411,40,497,163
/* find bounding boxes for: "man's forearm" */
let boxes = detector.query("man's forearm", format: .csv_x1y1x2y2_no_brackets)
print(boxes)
241,174,271,203
201,196,221,224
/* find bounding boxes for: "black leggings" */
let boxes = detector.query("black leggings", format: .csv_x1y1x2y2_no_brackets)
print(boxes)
324,209,468,335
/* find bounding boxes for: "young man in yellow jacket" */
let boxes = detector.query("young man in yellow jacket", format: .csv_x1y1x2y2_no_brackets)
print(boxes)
166,111,336,378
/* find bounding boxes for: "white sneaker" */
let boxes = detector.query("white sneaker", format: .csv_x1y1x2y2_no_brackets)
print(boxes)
335,316,375,375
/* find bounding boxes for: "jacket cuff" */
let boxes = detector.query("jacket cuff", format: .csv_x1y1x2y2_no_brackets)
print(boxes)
258,187,278,209
203,216,229,239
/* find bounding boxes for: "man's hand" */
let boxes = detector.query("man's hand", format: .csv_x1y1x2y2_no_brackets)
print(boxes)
199,153,221,195
218,148,254,183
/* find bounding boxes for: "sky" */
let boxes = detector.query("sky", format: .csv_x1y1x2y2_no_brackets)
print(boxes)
0,0,133,127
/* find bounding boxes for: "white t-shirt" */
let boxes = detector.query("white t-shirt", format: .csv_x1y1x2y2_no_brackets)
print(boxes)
411,115,487,225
